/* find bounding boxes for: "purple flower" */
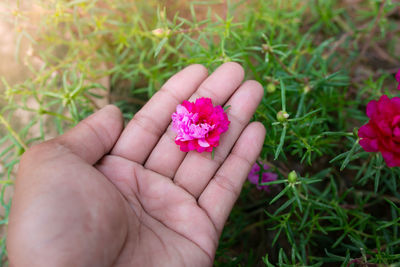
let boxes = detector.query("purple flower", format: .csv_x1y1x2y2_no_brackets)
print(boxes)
248,163,278,192
396,69,400,90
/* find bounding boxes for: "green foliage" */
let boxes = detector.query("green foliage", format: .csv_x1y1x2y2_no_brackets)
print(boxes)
1,0,400,266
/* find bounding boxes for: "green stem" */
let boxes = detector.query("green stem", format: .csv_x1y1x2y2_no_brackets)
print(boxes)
0,114,28,151
271,51,306,84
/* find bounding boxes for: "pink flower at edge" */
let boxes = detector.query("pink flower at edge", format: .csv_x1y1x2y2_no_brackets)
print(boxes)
171,97,230,153
358,95,400,167
248,163,278,192
396,69,400,90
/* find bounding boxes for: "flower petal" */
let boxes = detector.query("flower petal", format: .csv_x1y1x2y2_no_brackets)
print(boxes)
172,97,230,153
358,124,377,139
359,138,379,152
360,94,400,167
198,139,210,147
382,151,397,167
366,100,378,118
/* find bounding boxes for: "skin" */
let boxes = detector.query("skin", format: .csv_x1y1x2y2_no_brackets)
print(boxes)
7,62,266,267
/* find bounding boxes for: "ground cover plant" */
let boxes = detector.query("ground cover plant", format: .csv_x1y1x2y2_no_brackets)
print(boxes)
1,0,400,266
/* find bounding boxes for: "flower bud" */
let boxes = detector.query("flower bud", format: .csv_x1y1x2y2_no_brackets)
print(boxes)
276,110,289,122
261,44,271,53
303,85,311,94
353,127,359,138
288,171,297,183
17,146,25,156
151,28,171,37
266,83,276,93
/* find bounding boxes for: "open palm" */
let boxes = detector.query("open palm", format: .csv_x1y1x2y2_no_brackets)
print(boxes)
7,63,265,267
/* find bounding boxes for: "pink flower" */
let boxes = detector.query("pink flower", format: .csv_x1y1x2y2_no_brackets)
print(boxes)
358,95,400,167
396,69,400,90
172,97,230,153
248,163,278,192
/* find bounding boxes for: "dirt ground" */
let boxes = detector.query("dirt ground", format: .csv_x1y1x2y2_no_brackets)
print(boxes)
0,2,31,91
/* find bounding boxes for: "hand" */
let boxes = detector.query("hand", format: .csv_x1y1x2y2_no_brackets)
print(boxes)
7,63,265,267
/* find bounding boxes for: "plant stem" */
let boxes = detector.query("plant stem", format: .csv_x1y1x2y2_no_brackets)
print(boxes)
0,115,28,151
270,51,307,84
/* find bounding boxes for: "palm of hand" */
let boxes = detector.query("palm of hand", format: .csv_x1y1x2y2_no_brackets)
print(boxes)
97,155,217,267
7,63,265,267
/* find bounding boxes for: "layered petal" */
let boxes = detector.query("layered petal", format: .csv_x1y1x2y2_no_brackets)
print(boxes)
171,97,230,153
358,95,400,167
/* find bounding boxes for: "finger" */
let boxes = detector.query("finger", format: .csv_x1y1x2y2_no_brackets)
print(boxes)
198,122,266,233
110,64,208,164
144,62,245,178
56,105,123,165
173,80,263,197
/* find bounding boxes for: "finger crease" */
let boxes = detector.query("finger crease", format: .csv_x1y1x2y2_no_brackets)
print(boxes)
227,111,248,127
230,151,253,168
212,173,241,198
81,120,109,155
159,87,182,106
132,112,166,138
197,84,220,101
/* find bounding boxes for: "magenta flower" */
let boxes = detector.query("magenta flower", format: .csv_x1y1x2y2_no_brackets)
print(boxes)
358,95,400,167
248,163,278,192
172,97,230,153
396,69,400,90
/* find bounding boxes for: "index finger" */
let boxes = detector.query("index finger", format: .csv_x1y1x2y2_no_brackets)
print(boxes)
110,64,208,164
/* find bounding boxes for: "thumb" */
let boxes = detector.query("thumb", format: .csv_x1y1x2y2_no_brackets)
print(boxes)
56,105,124,165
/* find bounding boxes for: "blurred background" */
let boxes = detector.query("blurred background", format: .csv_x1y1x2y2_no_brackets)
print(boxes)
1,0,400,266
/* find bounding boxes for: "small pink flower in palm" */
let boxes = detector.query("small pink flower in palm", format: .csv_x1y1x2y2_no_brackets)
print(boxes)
172,97,230,153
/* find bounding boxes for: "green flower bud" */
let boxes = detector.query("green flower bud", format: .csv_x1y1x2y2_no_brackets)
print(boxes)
38,108,45,115
17,146,25,156
266,83,276,93
288,171,297,184
276,110,289,122
261,44,271,53
353,127,359,138
303,85,311,94
151,28,171,37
